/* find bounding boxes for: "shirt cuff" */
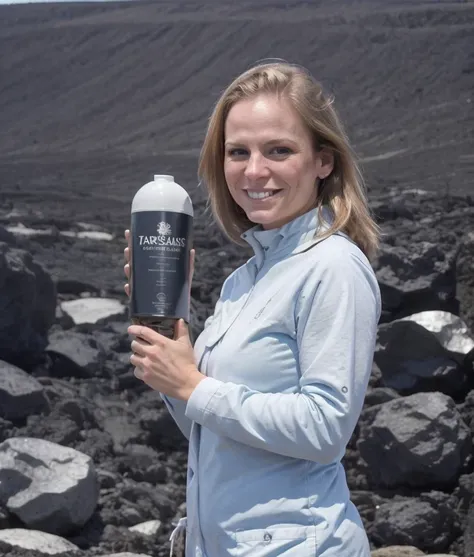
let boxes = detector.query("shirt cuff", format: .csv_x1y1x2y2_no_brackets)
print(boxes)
185,376,224,424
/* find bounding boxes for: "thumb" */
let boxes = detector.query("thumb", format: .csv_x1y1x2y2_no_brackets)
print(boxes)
174,318,191,344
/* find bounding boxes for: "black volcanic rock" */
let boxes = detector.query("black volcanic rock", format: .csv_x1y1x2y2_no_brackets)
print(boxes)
358,392,472,489
371,492,457,553
1,191,474,557
375,320,467,397
0,437,99,536
0,242,56,366
0,360,50,421
46,329,108,379
373,241,459,320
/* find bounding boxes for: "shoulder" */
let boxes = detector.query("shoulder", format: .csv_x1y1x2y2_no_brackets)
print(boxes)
306,232,375,277
297,232,381,305
294,234,381,326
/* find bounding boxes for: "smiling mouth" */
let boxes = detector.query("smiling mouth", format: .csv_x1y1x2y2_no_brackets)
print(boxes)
246,190,282,200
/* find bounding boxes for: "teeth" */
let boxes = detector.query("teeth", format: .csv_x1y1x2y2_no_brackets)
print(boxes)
247,191,276,199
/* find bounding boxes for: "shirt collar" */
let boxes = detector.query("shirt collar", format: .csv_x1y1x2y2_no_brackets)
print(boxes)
240,206,334,259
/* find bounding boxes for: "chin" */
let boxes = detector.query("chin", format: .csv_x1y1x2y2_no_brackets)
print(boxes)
246,211,281,229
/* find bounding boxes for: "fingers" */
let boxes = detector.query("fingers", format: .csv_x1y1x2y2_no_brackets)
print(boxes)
130,351,147,381
123,260,130,295
174,318,192,344
124,230,130,265
126,229,131,264
131,337,150,355
130,335,149,378
124,230,130,277
174,318,184,340
128,324,162,345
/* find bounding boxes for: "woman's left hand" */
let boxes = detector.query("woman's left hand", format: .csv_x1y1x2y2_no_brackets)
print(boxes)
128,319,205,401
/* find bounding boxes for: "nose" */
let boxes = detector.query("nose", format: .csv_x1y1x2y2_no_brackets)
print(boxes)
244,153,270,181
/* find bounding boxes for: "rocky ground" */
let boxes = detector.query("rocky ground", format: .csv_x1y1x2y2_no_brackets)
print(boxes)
0,187,474,557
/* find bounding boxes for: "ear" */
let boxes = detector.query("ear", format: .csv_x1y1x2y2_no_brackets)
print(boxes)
316,147,334,180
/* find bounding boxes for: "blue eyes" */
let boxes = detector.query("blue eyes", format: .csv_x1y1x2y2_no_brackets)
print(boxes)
227,147,292,158
228,148,247,157
272,147,292,155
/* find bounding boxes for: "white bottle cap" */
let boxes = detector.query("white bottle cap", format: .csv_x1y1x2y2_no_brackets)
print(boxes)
131,175,193,216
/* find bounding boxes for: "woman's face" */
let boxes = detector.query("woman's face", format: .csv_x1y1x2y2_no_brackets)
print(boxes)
224,93,333,230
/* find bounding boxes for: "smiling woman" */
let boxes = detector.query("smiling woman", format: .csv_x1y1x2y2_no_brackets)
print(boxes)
126,60,382,557
200,61,379,260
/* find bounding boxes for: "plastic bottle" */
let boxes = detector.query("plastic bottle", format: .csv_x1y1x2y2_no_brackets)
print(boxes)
130,174,193,338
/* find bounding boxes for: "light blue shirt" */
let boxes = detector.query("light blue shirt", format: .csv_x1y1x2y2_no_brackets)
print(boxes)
163,207,381,557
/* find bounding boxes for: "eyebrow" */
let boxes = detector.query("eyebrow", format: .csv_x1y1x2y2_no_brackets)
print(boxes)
224,137,298,147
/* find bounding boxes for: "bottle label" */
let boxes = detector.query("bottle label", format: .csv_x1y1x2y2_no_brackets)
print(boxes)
130,211,193,320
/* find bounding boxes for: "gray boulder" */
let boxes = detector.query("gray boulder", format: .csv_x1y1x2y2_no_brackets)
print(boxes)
46,329,107,378
373,241,458,319
128,519,162,536
60,297,126,325
400,310,474,360
358,392,471,488
0,242,56,364
371,493,456,553
0,528,79,554
0,437,98,535
375,319,466,396
0,360,49,420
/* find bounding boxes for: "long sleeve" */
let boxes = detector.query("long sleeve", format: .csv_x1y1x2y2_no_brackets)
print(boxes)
185,251,381,464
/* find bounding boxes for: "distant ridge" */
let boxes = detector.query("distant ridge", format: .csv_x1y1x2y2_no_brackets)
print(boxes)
0,0,473,196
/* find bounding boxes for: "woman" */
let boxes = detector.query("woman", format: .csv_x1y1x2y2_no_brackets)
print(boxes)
124,61,381,557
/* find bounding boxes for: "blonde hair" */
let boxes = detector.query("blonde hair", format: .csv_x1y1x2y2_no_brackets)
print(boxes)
198,61,380,260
